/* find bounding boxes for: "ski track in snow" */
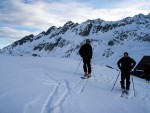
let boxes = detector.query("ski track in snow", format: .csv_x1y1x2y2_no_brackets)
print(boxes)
40,72,90,113
73,78,88,94
32,69,90,113
40,79,70,113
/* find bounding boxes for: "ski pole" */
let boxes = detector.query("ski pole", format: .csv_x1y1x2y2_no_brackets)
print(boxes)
74,59,82,76
132,75,136,97
111,71,120,92
106,65,119,71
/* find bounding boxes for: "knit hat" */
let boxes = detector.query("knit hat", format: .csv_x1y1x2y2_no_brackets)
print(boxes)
124,52,128,55
86,39,91,43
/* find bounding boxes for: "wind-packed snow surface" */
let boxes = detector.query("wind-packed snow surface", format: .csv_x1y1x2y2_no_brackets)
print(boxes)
0,56,150,113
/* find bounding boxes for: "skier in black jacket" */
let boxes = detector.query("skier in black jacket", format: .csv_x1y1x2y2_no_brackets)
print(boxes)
79,39,93,77
117,52,136,93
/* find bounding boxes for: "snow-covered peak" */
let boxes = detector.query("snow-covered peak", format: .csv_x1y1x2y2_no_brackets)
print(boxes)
147,13,150,17
92,18,104,25
63,21,75,27
45,26,57,35
121,13,150,25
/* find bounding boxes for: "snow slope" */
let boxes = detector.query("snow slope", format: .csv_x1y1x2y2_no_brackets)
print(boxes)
0,56,150,113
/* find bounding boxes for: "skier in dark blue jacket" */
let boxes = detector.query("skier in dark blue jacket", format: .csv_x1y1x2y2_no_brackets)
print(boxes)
117,52,136,93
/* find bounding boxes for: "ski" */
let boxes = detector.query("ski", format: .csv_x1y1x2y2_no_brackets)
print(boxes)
120,91,128,99
120,92,124,97
81,76,87,79
81,76,91,79
124,92,128,99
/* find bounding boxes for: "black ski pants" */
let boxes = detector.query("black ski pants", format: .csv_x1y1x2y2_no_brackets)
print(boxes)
120,70,130,90
83,58,91,74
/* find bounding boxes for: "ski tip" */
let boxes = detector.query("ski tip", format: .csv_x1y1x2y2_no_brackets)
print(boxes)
81,76,91,79
81,77,86,79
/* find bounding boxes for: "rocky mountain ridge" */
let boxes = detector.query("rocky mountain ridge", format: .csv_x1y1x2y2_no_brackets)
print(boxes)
0,13,150,65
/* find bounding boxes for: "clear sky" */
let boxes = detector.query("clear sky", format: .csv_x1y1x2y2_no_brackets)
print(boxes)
0,0,150,49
